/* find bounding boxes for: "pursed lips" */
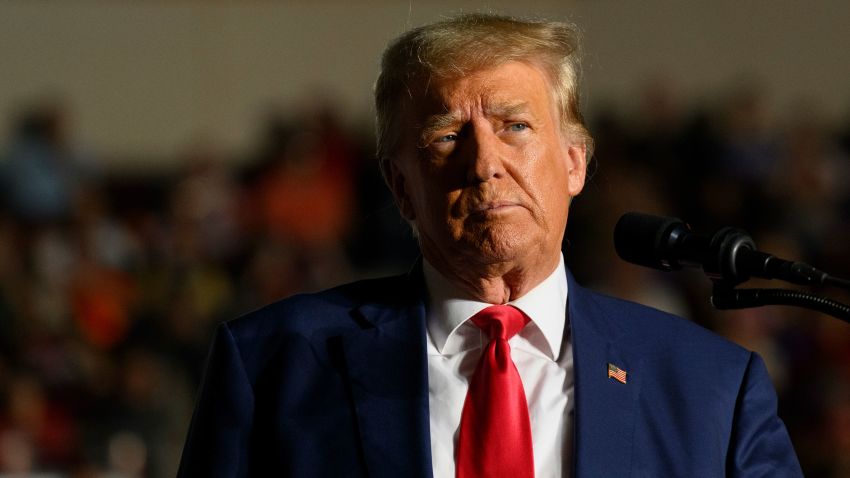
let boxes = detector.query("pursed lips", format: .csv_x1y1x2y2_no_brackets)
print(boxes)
450,191,528,218
470,200,523,213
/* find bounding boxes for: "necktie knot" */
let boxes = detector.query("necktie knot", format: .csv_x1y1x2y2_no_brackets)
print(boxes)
470,304,530,341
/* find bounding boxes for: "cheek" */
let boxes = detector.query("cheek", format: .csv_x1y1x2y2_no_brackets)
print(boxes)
521,146,569,206
412,177,461,228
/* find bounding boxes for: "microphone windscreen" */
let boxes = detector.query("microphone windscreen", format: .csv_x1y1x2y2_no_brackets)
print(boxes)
614,212,684,271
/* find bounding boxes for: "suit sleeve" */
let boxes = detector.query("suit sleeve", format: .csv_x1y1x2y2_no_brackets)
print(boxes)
177,322,255,478
727,352,803,477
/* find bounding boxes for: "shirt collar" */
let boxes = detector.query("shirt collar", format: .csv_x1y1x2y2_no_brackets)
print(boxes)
423,254,569,360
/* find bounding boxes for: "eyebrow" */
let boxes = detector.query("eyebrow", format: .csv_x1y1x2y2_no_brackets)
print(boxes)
417,101,531,146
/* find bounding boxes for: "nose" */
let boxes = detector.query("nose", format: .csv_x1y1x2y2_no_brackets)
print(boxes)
465,124,506,183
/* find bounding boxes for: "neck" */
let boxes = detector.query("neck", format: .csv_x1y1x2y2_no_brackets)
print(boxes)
423,248,560,304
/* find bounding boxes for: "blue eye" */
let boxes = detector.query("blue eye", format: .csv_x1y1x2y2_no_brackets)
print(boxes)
436,134,458,143
509,123,528,132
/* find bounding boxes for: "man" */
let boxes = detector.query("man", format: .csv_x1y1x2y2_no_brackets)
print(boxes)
178,13,802,477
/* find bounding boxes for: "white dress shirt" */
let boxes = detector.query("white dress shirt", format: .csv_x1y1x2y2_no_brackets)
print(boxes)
423,255,575,478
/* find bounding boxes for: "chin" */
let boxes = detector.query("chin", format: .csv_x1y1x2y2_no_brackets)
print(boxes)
463,227,541,264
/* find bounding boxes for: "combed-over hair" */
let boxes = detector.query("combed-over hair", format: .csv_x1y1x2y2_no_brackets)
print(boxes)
374,13,593,183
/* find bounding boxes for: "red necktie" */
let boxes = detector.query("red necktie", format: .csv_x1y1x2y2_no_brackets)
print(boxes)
456,305,534,478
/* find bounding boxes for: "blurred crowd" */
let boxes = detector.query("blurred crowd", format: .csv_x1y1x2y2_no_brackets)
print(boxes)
0,82,848,477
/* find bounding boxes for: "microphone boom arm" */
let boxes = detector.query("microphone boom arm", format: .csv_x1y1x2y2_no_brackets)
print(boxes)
712,283,850,323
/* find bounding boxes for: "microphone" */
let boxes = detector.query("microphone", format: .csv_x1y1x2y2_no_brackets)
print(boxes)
613,212,829,287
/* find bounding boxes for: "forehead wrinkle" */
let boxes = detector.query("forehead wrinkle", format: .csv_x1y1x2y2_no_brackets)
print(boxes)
484,101,530,118
415,73,540,146
420,100,530,134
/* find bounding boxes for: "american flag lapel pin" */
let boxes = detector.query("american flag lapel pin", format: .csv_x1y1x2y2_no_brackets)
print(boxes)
607,363,627,384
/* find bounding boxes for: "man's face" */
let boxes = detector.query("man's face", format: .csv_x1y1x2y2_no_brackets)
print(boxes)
389,61,587,271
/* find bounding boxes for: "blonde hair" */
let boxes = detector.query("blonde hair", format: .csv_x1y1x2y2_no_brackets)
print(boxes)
374,13,593,182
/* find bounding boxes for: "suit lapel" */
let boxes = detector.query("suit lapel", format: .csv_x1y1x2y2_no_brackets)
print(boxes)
568,274,643,478
339,272,433,478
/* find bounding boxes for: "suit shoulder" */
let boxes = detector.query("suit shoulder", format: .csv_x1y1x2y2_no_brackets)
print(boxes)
577,286,749,360
209,272,423,385
224,272,416,339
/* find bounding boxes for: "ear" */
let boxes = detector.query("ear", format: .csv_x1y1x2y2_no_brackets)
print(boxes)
565,142,587,197
387,159,417,221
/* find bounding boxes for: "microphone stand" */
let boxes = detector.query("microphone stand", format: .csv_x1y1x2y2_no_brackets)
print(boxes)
691,226,850,323
613,212,850,323
711,282,850,323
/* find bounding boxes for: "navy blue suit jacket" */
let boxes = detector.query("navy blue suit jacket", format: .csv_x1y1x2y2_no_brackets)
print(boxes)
178,267,802,477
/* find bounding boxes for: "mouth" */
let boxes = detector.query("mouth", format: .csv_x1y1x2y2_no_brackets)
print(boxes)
470,201,522,214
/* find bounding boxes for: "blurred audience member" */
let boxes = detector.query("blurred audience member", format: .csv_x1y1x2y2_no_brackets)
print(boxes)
1,101,96,226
